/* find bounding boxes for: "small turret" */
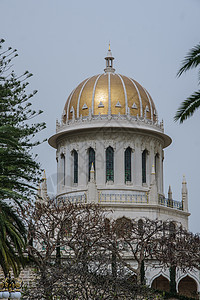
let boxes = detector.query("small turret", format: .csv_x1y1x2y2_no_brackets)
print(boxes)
182,175,188,212
168,185,172,200
36,182,41,202
41,170,48,201
149,164,158,204
104,43,115,73
89,162,95,183
151,164,156,182
88,163,98,203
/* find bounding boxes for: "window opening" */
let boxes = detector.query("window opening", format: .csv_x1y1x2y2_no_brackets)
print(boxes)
125,147,132,182
142,150,147,183
88,147,95,181
106,146,114,182
73,150,78,184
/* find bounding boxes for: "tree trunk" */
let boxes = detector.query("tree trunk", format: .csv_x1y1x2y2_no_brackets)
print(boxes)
170,266,176,294
112,251,117,278
140,260,145,284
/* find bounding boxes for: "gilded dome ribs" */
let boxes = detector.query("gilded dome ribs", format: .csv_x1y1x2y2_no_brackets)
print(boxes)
143,87,153,121
128,77,143,117
92,74,102,114
63,73,157,122
77,77,92,118
117,74,128,114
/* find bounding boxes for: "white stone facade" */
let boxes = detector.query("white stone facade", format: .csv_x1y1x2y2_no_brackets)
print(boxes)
49,116,189,230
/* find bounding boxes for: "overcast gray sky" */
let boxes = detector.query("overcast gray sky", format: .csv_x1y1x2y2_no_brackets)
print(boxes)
1,0,199,233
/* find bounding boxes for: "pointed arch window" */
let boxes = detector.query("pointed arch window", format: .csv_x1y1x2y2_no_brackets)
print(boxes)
88,147,95,181
106,146,114,182
142,149,147,184
125,147,132,182
61,153,65,185
73,150,78,184
155,153,159,183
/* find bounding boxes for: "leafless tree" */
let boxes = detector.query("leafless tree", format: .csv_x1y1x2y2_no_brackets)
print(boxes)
110,217,200,285
21,200,200,299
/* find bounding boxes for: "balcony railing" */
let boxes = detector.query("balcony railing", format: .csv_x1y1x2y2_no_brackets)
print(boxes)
158,194,183,210
57,193,87,204
98,191,148,204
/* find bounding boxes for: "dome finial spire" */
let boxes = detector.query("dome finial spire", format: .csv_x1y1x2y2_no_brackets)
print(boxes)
104,43,115,73
108,41,111,51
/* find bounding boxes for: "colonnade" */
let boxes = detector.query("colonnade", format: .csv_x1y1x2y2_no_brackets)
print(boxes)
57,136,164,195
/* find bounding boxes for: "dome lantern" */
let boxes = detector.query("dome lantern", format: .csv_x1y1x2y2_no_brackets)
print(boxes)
104,43,115,73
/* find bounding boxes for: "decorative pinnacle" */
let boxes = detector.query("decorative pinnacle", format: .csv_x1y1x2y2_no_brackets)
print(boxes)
168,185,172,200
151,164,155,175
182,174,187,185
90,162,95,173
108,42,111,51
42,170,46,180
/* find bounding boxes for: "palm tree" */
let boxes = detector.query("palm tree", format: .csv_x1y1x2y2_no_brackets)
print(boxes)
174,43,200,123
0,200,27,276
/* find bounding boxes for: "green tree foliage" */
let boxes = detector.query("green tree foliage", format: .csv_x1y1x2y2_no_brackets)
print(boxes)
0,39,46,206
174,42,200,123
0,39,45,275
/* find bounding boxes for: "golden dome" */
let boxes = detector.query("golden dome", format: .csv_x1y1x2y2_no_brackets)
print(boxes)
63,48,157,123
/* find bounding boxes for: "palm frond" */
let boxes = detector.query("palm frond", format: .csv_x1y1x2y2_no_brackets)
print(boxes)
0,200,27,276
174,90,200,123
177,43,200,78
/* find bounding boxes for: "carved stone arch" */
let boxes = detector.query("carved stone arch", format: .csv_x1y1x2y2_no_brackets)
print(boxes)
150,271,170,287
178,274,198,299
154,141,161,156
177,272,199,287
69,143,79,153
151,272,170,292
104,140,116,150
86,140,96,151
123,141,135,152
141,146,150,154
57,141,64,152
60,146,66,156
141,139,150,154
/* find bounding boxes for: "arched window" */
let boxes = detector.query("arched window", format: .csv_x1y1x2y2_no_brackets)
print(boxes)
61,153,65,185
125,147,132,182
142,150,147,183
73,150,78,184
178,276,198,298
106,146,114,182
88,147,95,181
155,153,159,183
151,275,170,292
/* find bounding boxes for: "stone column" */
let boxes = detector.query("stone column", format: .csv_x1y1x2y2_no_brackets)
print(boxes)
95,139,105,186
57,152,62,193
161,150,164,194
149,165,158,204
182,175,188,212
115,141,124,185
148,145,154,187
65,146,71,189
78,145,87,188
134,140,142,186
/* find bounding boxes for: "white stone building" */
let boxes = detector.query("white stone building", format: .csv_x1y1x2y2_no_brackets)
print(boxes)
48,46,199,297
